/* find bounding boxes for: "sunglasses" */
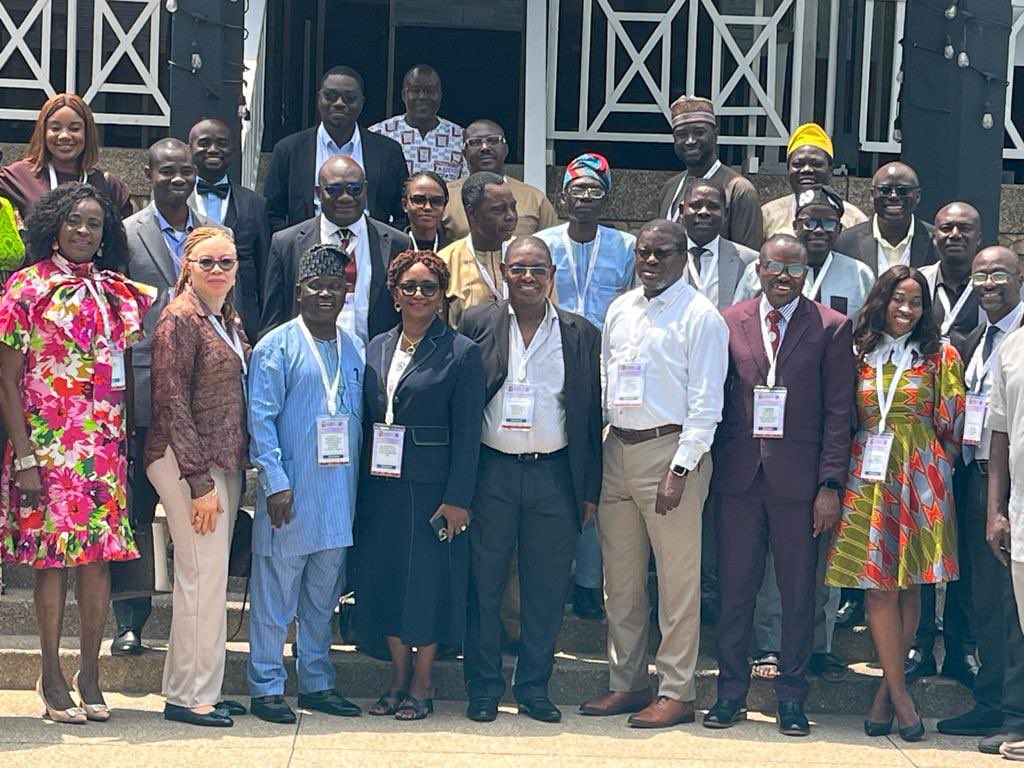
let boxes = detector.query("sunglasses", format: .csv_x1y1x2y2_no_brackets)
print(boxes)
507,265,550,277
567,187,606,200
397,281,441,297
972,271,1014,286
873,185,918,198
465,135,506,149
760,261,809,277
406,193,446,209
796,217,840,232
319,89,362,106
322,182,365,199
188,256,237,272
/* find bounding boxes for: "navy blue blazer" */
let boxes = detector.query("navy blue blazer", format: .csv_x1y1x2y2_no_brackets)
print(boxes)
364,315,486,508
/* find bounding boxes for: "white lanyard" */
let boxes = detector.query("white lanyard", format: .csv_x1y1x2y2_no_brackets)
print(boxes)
384,346,413,425
207,315,247,375
804,253,835,301
510,311,552,381
408,230,440,253
686,245,718,297
466,237,509,299
560,227,601,315
935,284,972,336
298,318,344,416
668,160,721,222
52,256,112,339
48,164,87,190
760,309,785,388
965,338,995,395
874,345,914,434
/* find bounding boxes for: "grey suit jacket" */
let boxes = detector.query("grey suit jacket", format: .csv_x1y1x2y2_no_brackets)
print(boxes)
124,202,225,426
688,238,758,310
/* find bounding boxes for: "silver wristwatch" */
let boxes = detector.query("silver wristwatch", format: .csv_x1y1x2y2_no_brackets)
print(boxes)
13,454,38,472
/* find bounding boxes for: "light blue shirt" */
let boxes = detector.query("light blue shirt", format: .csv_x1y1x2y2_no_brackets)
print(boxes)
314,122,364,213
536,223,636,328
248,318,364,557
153,207,195,275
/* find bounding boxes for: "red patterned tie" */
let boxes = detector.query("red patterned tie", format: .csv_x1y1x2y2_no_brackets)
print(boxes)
767,309,783,354
339,227,356,294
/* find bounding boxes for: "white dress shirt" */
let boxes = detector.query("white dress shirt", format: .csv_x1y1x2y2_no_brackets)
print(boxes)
482,301,568,454
758,294,800,344
966,302,1024,461
322,214,371,347
985,324,1024,562
314,123,364,213
602,277,729,470
685,235,720,307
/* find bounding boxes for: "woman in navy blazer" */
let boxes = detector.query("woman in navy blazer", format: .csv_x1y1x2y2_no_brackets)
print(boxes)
356,249,485,721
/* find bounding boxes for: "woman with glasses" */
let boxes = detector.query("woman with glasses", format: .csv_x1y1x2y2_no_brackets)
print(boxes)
826,265,965,742
357,249,485,721
401,171,452,252
145,227,251,728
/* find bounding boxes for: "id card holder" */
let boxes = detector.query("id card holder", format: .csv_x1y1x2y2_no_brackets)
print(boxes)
317,416,350,465
110,350,126,390
963,394,987,447
501,383,535,430
613,362,646,407
370,423,405,478
752,386,787,438
860,432,895,482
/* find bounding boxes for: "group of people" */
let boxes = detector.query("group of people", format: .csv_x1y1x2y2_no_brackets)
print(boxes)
1,63,1024,759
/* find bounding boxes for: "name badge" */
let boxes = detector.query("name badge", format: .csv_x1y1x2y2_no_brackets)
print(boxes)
370,423,405,478
614,362,646,407
111,350,126,390
752,386,787,439
860,432,895,482
317,416,350,465
501,383,535,430
963,394,987,446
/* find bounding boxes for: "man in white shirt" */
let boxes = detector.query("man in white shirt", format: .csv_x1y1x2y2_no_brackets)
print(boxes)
579,219,729,728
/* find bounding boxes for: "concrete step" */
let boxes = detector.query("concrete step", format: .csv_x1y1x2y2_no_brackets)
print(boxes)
0,634,972,717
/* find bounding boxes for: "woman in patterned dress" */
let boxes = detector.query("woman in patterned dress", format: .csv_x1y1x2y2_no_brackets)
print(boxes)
0,183,155,723
826,265,965,741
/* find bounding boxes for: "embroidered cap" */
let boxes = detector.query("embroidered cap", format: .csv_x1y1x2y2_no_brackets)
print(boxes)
298,243,349,284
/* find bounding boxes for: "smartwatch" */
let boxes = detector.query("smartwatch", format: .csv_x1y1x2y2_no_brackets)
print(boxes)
821,479,842,491
670,464,689,478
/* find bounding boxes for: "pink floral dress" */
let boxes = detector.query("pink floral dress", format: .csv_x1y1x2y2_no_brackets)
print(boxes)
0,254,156,568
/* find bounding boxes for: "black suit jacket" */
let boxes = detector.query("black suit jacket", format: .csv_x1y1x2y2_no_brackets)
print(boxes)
263,126,409,232
834,218,937,275
458,301,603,521
259,214,409,338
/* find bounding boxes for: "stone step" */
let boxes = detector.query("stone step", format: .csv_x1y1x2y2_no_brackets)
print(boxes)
0,634,972,717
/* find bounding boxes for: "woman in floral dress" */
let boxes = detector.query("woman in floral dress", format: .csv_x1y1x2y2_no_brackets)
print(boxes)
0,183,155,723
826,265,965,742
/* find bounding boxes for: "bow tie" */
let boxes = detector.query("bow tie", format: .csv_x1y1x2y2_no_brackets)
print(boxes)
197,178,230,199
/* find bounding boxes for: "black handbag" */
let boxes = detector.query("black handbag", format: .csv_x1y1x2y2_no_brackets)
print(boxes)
110,520,172,600
228,508,253,578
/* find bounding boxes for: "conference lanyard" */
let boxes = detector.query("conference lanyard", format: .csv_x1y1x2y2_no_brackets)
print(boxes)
52,255,112,339
207,315,247,375
874,344,914,434
804,253,835,301
668,160,721,222
936,285,973,336
760,309,786,389
48,164,87,190
298,317,345,416
686,245,718,297
560,227,601,316
465,237,509,299
408,230,440,253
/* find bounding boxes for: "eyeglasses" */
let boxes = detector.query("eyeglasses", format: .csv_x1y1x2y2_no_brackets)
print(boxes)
507,265,550,277
873,185,919,198
397,281,441,297
188,256,237,272
567,187,606,200
406,193,446,209
404,86,439,98
972,271,1014,286
319,89,361,105
465,135,506,149
796,217,839,232
760,261,809,277
321,182,365,198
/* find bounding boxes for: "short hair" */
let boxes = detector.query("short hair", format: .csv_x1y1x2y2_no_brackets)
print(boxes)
403,64,439,86
386,249,451,296
146,137,190,167
26,93,99,173
506,236,552,264
320,66,365,93
462,171,505,211
759,233,806,260
25,182,127,272
683,178,726,207
638,218,687,253
404,170,449,204
188,117,231,143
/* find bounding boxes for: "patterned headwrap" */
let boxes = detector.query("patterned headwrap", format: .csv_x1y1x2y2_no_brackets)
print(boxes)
298,243,348,284
787,122,834,158
563,153,612,191
794,185,845,218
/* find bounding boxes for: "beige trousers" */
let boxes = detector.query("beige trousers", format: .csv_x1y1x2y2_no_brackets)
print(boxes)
597,430,711,702
147,446,241,709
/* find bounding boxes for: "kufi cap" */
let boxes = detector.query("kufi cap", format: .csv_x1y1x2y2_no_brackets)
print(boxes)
298,243,348,284
787,122,833,158
794,185,845,218
563,153,611,191
670,96,716,129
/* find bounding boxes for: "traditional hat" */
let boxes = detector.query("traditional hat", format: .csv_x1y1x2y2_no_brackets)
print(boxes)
787,122,833,158
298,242,348,284
563,153,611,190
670,96,716,129
794,185,845,218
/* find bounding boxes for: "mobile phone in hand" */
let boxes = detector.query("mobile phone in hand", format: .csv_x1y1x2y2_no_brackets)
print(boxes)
430,515,448,542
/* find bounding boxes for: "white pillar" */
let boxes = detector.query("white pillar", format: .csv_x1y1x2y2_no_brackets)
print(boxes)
523,0,547,190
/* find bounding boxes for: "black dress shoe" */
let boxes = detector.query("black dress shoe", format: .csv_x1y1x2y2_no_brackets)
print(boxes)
941,653,981,689
937,706,1003,736
777,701,810,737
904,648,937,681
572,585,605,620
835,597,865,628
518,697,562,723
980,729,1024,754
467,697,499,722
163,703,233,727
110,629,148,656
703,699,747,729
215,699,248,716
251,695,297,724
297,689,361,717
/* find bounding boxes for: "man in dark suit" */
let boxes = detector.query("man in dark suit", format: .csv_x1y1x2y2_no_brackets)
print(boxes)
260,155,407,344
834,161,937,276
188,117,270,341
263,65,408,231
704,234,854,737
459,237,603,725
116,139,224,656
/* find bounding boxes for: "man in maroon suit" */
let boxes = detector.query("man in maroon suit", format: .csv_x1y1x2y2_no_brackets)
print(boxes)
703,234,855,736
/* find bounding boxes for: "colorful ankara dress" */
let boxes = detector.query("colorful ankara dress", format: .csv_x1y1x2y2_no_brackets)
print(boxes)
0,254,156,568
826,336,965,590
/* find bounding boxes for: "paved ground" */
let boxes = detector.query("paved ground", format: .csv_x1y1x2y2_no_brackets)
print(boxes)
0,691,1001,767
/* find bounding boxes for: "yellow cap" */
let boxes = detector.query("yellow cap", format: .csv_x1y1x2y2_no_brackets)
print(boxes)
787,122,833,158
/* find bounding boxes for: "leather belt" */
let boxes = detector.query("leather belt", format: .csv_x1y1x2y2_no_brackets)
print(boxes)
486,446,568,463
611,424,682,445
975,459,989,475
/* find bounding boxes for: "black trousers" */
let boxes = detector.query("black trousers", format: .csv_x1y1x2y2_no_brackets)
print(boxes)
112,427,159,636
464,447,578,702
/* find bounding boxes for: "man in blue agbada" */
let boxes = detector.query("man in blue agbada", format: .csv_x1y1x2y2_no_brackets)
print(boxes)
246,243,364,724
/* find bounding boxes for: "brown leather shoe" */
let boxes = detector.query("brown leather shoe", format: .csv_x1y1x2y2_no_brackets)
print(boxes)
579,689,654,716
627,696,695,728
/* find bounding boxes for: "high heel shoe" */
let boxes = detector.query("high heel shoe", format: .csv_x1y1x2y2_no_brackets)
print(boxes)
36,677,86,724
864,715,894,737
898,710,926,742
72,671,111,722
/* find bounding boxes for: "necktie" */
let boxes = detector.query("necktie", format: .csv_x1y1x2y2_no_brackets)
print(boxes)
196,178,230,199
688,246,706,275
982,324,1000,363
767,310,783,355
339,228,356,294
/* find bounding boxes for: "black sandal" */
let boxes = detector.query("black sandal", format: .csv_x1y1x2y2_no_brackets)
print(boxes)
368,690,407,716
394,694,434,721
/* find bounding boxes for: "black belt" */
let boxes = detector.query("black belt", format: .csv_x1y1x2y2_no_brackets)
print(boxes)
610,424,682,445
974,459,989,475
485,446,568,463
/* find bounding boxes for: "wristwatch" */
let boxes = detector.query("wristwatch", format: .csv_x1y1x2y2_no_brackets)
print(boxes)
821,478,842,491
670,464,689,478
13,454,38,472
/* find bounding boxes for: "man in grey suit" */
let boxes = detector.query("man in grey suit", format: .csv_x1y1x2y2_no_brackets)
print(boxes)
114,138,225,656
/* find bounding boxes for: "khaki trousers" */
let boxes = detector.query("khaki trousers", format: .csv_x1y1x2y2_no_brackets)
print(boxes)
597,430,711,702
147,447,241,709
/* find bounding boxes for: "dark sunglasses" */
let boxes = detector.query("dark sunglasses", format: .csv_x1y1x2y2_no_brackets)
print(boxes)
507,265,550,277
760,261,809,277
796,217,840,233
873,184,918,198
188,256,237,272
319,89,362,105
406,193,446,209
322,182,365,199
568,187,606,200
397,281,440,297
972,271,1014,286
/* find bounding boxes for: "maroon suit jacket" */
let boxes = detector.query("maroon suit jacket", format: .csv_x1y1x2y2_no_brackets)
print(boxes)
711,296,856,501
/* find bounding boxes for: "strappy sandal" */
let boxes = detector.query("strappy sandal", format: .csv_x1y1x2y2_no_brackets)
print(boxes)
394,694,434,721
751,651,781,681
368,690,407,716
